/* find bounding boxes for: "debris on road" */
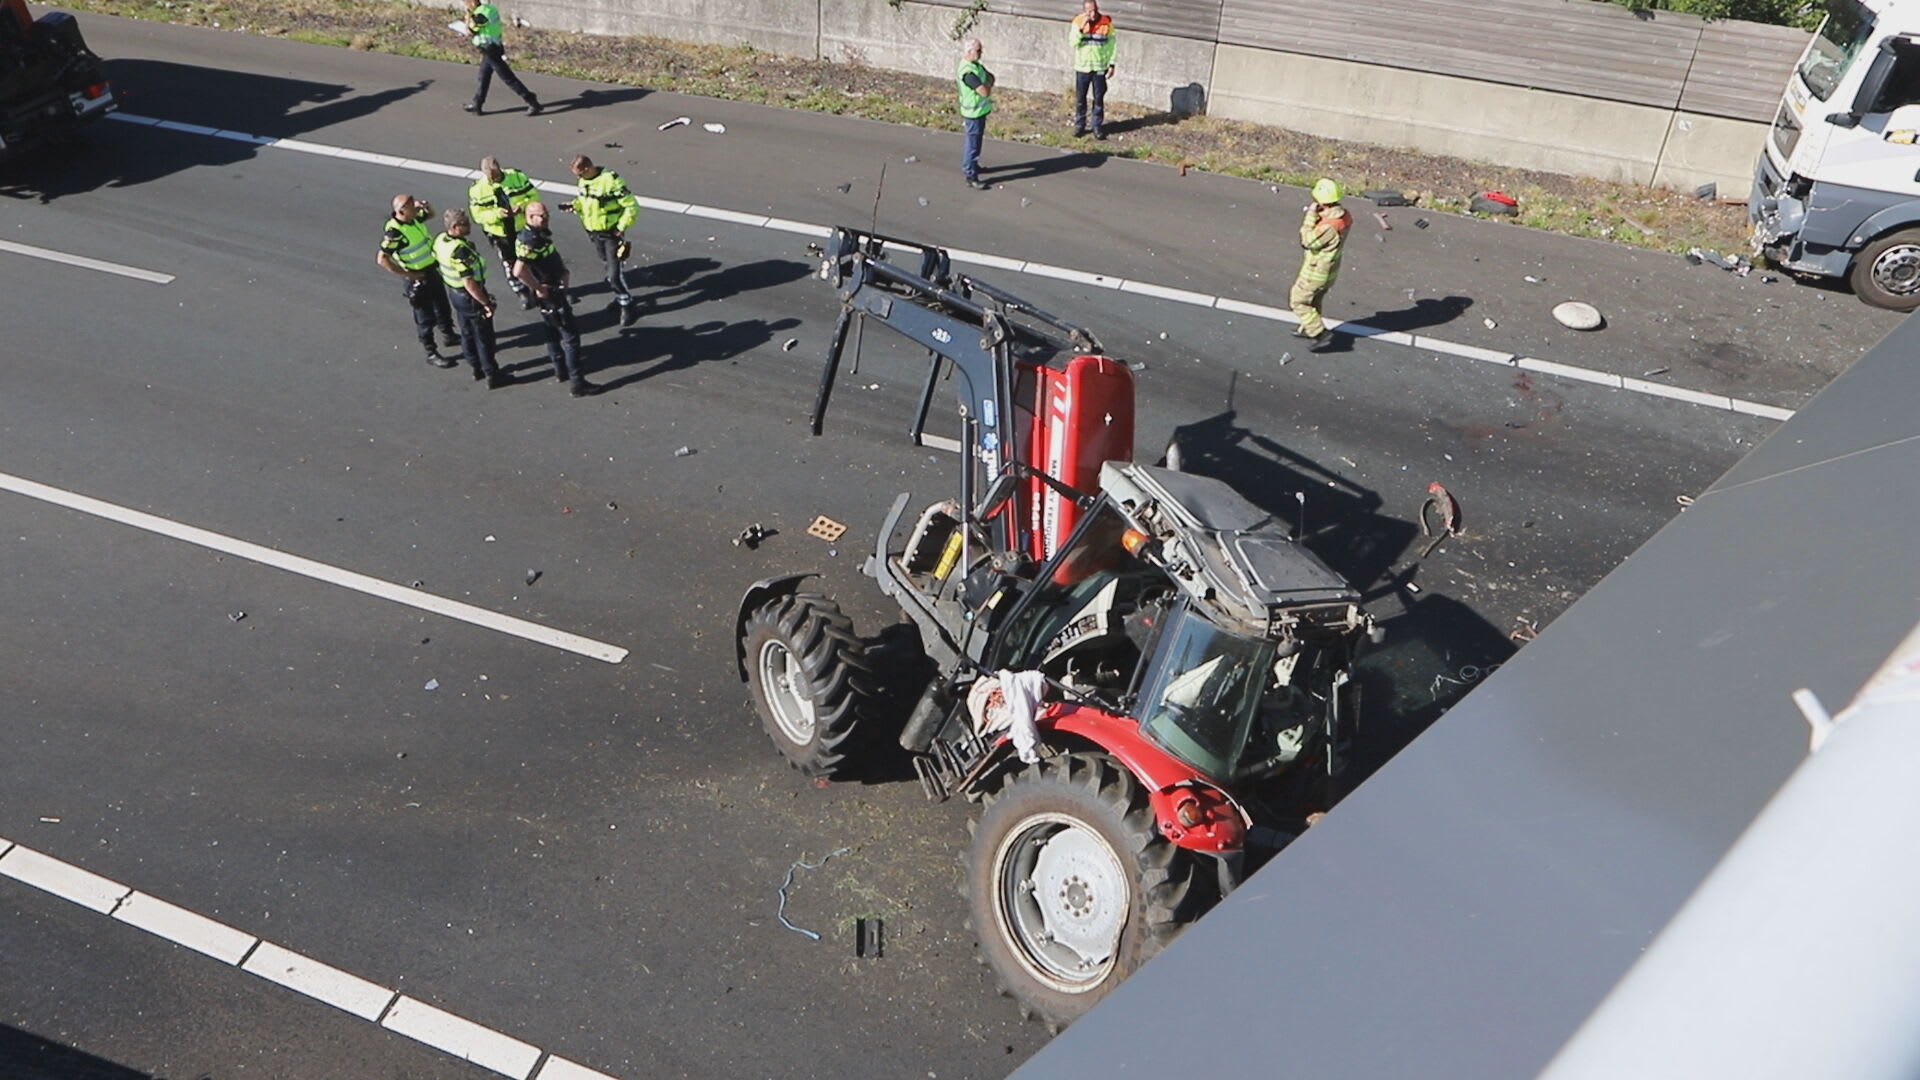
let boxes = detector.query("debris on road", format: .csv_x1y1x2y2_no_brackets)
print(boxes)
38,816,59,824
1371,211,1392,230
1364,189,1412,206
228,611,246,622
1524,275,1542,284
1420,482,1461,558
702,122,726,134
1552,301,1605,331
424,678,439,691
856,916,885,959
602,141,622,149
1693,182,1717,201
782,338,799,351
808,515,849,543
1483,317,1498,329
835,182,852,193
903,155,918,164
525,569,541,585
484,534,497,542
1643,366,1670,377
1685,247,1754,276
673,446,695,457
657,116,689,131
1470,191,1520,216
733,523,773,549
776,846,851,941
1414,218,1430,229
1278,350,1293,366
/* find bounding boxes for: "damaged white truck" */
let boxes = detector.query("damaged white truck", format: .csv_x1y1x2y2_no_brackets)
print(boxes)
1751,0,1920,310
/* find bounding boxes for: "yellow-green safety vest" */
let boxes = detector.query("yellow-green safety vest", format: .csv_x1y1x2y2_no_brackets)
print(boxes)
381,216,436,271
434,232,487,291
1070,13,1115,73
574,169,638,233
469,169,536,237
469,2,503,47
958,60,993,119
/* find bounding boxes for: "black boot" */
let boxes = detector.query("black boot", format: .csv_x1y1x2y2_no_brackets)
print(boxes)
570,378,600,397
619,301,639,327
525,98,543,116
463,100,481,114
486,370,512,389
424,348,457,369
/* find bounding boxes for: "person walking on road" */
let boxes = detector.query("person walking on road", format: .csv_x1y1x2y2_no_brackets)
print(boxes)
463,0,541,116
1069,0,1115,140
561,155,641,326
957,39,995,191
1292,178,1351,351
434,208,511,389
468,156,538,308
513,200,601,397
376,193,461,368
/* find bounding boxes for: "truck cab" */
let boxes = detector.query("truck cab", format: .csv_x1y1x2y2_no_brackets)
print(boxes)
1751,0,1920,310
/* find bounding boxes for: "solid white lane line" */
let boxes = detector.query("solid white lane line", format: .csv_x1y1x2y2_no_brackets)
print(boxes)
0,239,175,285
382,996,544,1079
106,113,1798,421
535,1057,624,1080
0,469,629,664
763,216,833,237
946,247,1028,273
1518,356,1626,388
0,844,132,914
113,891,258,965
242,941,397,1021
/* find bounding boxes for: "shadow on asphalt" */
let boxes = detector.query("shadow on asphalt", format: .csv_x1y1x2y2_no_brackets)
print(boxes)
1322,294,1475,353
978,151,1107,184
1,58,432,202
0,1024,156,1079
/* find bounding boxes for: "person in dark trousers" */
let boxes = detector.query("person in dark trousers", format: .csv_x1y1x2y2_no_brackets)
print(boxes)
463,0,541,116
376,193,460,368
957,38,995,191
1069,0,1116,139
561,155,641,326
467,156,537,308
433,208,510,389
512,201,600,397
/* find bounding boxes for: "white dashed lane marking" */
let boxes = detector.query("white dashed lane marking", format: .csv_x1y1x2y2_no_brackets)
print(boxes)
0,238,176,284
107,112,1795,423
0,468,629,664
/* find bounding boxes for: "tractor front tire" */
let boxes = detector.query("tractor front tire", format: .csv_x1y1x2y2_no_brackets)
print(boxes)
741,592,880,779
965,753,1207,1029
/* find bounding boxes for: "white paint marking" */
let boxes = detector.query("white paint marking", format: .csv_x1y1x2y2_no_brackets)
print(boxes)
403,159,477,179
242,941,396,1021
945,248,1028,273
0,836,13,858
763,217,833,237
348,150,414,169
1516,356,1626,388
0,239,175,285
535,1057,624,1080
111,113,1798,422
684,206,770,227
1213,296,1295,322
1621,378,1735,410
114,891,257,964
0,844,131,914
109,113,160,126
918,433,964,453
382,996,544,1079
1119,280,1215,306
0,470,629,664
540,182,580,198
1023,262,1121,288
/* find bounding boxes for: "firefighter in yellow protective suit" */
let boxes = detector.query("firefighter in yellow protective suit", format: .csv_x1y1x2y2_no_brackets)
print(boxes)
1292,178,1350,350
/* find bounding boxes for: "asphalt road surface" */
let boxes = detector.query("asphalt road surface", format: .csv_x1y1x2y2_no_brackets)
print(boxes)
0,17,1901,1080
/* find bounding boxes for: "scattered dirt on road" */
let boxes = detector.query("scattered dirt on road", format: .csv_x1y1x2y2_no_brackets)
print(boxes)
76,0,1757,256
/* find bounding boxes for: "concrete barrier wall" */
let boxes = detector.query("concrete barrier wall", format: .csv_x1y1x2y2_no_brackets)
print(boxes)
482,0,1784,194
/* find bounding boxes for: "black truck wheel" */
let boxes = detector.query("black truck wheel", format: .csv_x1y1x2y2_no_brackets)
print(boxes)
965,753,1206,1029
741,592,880,779
1850,228,1920,312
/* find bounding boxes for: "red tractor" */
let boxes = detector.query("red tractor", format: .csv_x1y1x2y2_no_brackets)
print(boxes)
0,0,116,158
735,228,1379,1027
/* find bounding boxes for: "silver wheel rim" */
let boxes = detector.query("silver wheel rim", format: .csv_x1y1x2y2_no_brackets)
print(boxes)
757,639,816,746
992,811,1127,994
1870,243,1920,298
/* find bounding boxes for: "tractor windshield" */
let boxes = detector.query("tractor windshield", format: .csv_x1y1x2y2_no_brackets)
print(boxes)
1134,608,1276,781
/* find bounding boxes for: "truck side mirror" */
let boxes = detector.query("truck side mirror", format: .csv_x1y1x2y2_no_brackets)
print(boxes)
1846,38,1902,120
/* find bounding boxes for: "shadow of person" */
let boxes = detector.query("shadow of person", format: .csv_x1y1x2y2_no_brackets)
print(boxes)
623,258,813,316
630,256,722,290
1166,407,1418,594
1100,111,1188,137
1,1022,157,1079
589,315,803,391
977,151,1106,184
533,85,652,115
1318,295,1474,354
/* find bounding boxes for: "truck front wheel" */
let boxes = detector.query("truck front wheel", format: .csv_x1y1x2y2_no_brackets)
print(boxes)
1850,228,1920,312
965,753,1207,1029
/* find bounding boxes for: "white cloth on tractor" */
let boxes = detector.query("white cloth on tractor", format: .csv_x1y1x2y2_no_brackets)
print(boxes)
967,670,1046,764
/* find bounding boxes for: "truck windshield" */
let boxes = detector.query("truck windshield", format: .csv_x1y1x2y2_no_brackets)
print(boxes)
1135,610,1275,781
1799,0,1875,102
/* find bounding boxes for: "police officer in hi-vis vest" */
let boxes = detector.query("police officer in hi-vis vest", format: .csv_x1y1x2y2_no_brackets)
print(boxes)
513,201,602,397
468,156,537,307
560,155,641,326
376,193,461,368
463,0,540,115
433,208,510,389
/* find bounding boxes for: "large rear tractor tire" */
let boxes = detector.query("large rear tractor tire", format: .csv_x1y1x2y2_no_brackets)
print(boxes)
1850,228,1920,312
741,592,882,779
965,753,1208,1029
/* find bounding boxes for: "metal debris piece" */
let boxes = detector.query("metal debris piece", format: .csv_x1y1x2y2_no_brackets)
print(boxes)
1483,317,1497,329
782,338,799,351
733,523,773,549
856,917,885,958
658,116,690,131
835,182,852,193
424,679,439,691
1278,351,1293,366
525,569,541,586
776,847,851,941
1524,275,1541,284
903,155,918,164
1413,218,1430,229
1372,211,1391,230
1642,367,1670,377
916,197,929,207
229,611,246,622
484,534,497,542
1510,618,1540,644
603,141,623,149
702,122,726,134
674,446,695,457
808,515,849,543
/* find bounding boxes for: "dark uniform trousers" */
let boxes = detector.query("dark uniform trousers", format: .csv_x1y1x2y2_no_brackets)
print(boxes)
482,231,530,295
405,276,456,348
535,293,588,386
588,232,633,304
474,42,536,108
447,289,500,376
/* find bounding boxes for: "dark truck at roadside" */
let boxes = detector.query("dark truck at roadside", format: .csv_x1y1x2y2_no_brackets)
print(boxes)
0,0,116,159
